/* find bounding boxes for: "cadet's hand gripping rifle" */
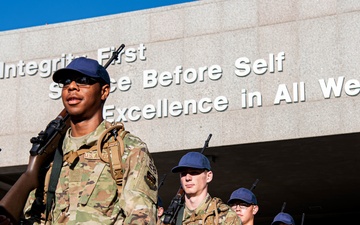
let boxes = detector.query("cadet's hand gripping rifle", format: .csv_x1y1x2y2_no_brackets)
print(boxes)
0,44,125,224
162,134,212,225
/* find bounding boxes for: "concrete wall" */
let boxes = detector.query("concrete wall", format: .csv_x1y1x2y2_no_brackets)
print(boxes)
1,0,360,167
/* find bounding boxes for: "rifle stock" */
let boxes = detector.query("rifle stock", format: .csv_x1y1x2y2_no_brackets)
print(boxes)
162,187,184,225
0,109,70,224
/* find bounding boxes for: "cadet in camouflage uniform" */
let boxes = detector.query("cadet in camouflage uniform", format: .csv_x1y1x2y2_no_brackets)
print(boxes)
168,152,241,225
227,188,259,225
24,57,158,224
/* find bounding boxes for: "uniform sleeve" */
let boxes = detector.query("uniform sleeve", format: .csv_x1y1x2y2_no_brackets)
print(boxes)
223,210,242,225
23,189,46,225
118,135,158,225
23,189,36,216
215,199,242,225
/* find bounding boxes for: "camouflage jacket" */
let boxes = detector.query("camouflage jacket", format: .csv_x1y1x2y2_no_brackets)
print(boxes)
180,194,241,225
25,121,158,225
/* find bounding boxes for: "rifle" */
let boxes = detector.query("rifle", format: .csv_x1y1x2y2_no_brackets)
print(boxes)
250,178,259,191
162,134,212,225
281,202,286,212
300,212,305,225
0,44,125,224
158,174,167,191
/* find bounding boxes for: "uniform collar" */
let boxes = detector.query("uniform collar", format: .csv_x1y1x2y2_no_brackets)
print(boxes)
62,120,106,154
184,193,212,217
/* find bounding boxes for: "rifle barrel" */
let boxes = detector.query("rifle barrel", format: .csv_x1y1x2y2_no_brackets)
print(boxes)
103,44,125,69
200,134,212,154
281,202,287,212
250,178,259,191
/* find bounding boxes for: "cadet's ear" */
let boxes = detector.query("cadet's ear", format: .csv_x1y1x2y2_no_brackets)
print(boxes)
252,205,259,215
206,170,213,183
101,84,110,101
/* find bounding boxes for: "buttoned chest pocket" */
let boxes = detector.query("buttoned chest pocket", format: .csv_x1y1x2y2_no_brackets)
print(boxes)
78,163,119,215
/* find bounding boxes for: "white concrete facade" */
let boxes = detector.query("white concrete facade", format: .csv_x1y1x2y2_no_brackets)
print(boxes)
1,0,360,167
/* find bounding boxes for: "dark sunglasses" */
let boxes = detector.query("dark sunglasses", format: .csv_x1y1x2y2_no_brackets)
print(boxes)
58,76,100,88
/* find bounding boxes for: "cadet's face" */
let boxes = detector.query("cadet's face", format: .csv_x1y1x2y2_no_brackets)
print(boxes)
157,206,164,218
180,168,213,197
61,74,109,120
229,201,258,224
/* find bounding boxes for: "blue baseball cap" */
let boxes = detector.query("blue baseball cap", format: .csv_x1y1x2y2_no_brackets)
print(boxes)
227,187,258,205
271,212,295,225
53,57,110,85
171,152,211,173
157,196,163,207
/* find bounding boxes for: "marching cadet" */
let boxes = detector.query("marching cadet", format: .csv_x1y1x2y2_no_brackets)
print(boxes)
22,57,158,224
168,151,241,225
227,188,259,225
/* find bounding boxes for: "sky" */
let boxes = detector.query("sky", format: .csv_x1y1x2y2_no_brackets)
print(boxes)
0,0,195,32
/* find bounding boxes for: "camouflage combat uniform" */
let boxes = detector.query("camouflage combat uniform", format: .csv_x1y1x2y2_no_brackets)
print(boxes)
179,194,241,225
25,121,158,225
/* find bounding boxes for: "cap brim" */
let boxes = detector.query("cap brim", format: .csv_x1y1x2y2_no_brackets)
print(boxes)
53,68,84,83
171,165,209,173
52,67,102,83
227,198,253,205
271,221,286,225
171,166,187,173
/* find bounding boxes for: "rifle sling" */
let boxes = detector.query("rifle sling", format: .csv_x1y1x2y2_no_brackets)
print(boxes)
44,123,127,222
175,206,184,225
43,122,127,222
45,144,63,223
